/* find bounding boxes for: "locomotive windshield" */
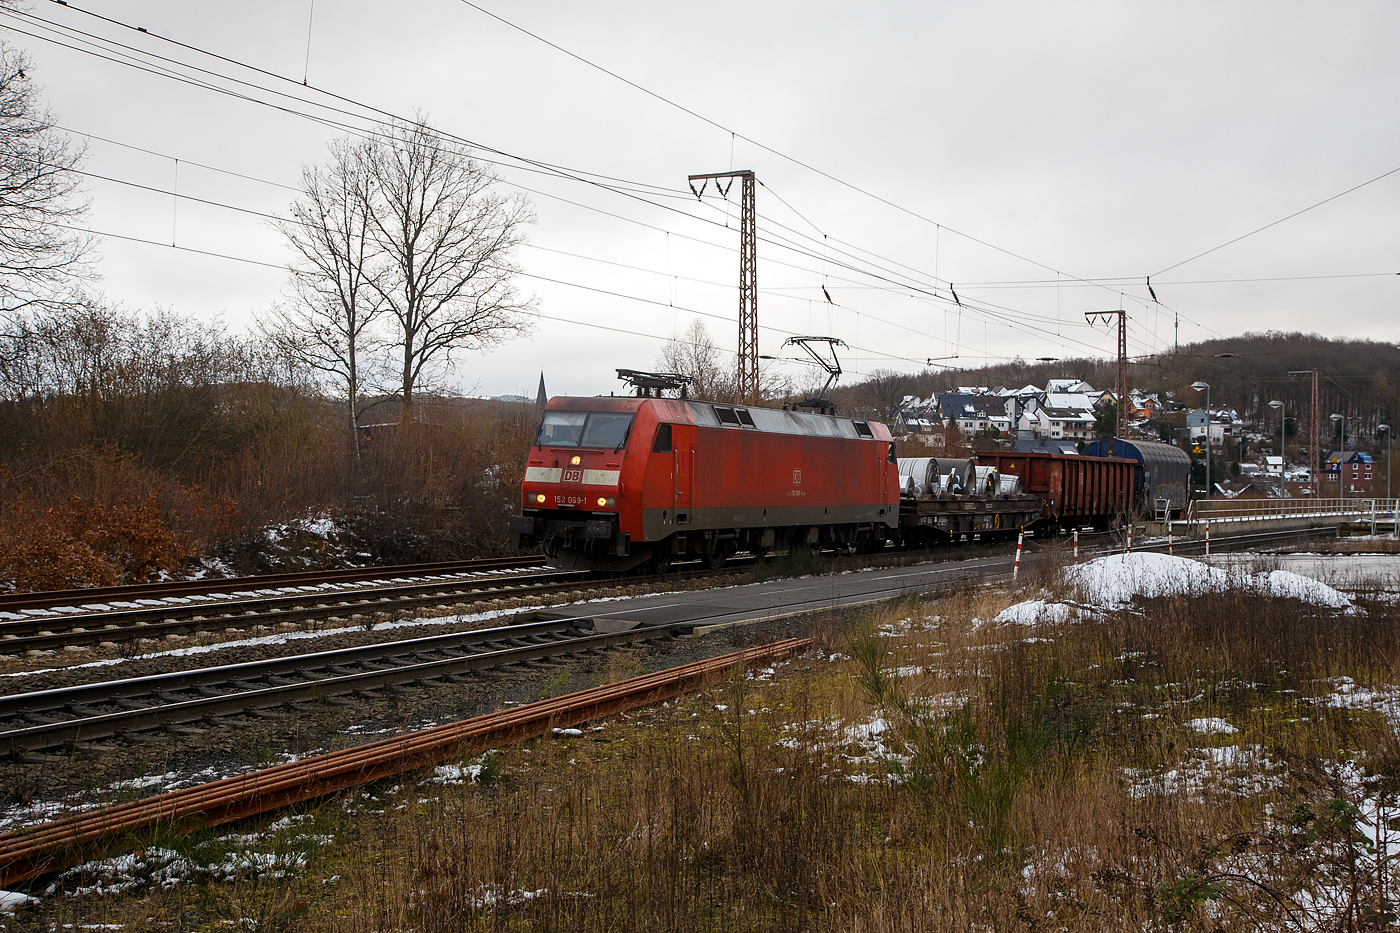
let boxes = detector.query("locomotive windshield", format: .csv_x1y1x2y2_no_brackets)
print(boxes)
536,411,634,449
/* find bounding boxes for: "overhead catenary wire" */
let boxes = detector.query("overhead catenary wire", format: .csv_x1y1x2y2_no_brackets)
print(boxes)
15,9,1100,362
9,0,1285,368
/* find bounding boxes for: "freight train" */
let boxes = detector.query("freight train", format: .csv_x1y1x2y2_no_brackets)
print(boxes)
509,394,1173,572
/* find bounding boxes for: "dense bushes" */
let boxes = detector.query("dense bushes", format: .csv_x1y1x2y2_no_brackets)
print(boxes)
0,304,538,590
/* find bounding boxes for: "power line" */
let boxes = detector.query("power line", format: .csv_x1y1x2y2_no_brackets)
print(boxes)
15,1,1189,367
1154,162,1400,276
26,0,1184,358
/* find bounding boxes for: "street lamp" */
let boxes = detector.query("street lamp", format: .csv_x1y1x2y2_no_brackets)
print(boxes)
1379,423,1392,509
1191,381,1210,498
1331,413,1346,502
1268,400,1285,477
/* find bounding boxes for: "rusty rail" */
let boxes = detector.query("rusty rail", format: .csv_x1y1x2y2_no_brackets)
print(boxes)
0,637,811,886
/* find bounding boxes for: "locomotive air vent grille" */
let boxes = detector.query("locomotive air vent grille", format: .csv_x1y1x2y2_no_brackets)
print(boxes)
853,420,874,437
714,406,743,426
736,409,756,427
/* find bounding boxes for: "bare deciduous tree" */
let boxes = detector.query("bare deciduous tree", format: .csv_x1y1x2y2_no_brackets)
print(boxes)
657,319,734,401
0,42,91,314
363,118,534,417
266,137,384,473
275,118,535,424
856,368,914,423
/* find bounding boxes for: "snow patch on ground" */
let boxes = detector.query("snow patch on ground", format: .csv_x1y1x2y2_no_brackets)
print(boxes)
0,889,37,914
1065,552,1352,609
992,553,1355,629
994,600,1074,626
1188,717,1239,735
1123,743,1283,801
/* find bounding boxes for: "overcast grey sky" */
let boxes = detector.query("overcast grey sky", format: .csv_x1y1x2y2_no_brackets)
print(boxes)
7,1,1399,398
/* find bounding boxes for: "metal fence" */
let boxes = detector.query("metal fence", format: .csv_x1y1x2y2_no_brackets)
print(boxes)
1185,497,1399,533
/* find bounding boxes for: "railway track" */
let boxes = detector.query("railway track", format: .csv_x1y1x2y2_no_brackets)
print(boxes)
0,613,684,756
0,637,812,887
0,564,586,654
0,526,1339,656
0,556,546,614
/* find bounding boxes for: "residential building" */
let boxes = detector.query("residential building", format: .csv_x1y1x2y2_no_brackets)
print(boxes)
1323,451,1373,495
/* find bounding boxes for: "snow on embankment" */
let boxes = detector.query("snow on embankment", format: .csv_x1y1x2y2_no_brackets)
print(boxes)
994,552,1352,625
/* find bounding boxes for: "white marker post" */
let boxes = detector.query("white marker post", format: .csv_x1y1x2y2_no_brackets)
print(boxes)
1126,523,1133,554
1013,529,1024,581
1168,522,1173,555
1205,522,1211,558
1073,529,1079,564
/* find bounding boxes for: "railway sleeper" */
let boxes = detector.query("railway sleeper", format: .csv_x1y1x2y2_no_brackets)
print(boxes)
19,712,66,725
163,724,206,737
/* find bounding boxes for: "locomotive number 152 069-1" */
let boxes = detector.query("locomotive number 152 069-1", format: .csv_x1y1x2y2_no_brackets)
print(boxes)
555,494,587,506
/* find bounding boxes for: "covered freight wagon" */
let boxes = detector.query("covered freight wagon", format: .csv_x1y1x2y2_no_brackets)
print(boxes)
1081,438,1192,516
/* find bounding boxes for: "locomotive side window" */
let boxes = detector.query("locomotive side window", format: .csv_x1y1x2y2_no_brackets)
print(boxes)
736,409,756,427
537,411,586,446
652,423,673,453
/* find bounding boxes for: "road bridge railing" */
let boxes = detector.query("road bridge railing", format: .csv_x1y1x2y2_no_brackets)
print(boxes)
1178,497,1398,537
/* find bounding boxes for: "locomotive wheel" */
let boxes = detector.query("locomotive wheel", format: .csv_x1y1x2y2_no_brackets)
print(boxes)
703,549,725,570
650,549,672,574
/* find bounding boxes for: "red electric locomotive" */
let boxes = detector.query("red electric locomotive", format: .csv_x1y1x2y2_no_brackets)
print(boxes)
509,395,900,572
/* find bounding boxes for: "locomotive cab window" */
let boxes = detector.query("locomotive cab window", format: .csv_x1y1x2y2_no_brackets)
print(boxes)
852,420,875,438
887,442,897,463
536,411,635,449
537,411,586,446
652,423,673,453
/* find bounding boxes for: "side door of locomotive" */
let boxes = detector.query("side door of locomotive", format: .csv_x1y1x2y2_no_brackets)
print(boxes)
672,423,696,513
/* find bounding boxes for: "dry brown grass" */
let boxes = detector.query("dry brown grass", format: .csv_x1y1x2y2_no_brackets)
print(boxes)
26,577,1400,932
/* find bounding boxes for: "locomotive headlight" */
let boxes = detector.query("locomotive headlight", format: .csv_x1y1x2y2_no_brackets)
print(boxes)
535,493,547,504
596,496,608,507
570,455,582,466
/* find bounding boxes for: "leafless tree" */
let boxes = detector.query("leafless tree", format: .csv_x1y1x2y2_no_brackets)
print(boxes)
265,136,385,473
0,42,92,314
657,319,734,401
274,117,534,426
361,118,534,417
856,368,914,423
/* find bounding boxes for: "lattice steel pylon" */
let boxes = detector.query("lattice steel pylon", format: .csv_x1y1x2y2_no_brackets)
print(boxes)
689,170,758,406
